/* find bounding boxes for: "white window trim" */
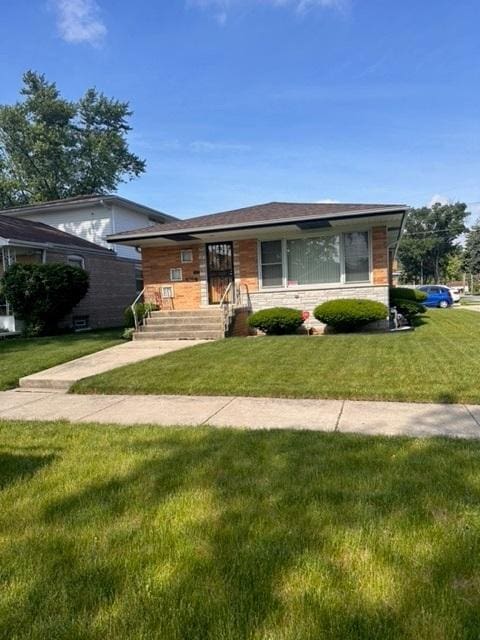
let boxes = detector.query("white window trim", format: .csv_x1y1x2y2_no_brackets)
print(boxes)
67,254,85,269
162,286,174,298
257,230,373,291
180,249,193,263
170,267,183,282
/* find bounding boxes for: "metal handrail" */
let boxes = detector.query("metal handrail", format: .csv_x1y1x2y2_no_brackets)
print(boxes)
130,287,145,331
219,283,235,335
235,282,251,309
219,282,233,306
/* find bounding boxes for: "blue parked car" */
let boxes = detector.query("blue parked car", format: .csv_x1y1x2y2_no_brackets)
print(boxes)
417,285,454,308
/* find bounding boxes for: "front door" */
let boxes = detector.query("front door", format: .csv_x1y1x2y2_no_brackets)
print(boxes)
206,242,234,304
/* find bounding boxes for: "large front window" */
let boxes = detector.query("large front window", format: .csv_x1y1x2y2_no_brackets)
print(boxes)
287,236,341,285
260,232,370,288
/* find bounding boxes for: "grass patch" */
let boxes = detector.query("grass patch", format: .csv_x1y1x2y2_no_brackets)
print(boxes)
74,310,480,404
0,329,123,390
1,420,480,639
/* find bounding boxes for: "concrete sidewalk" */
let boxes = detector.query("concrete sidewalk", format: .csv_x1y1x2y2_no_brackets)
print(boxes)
1,390,480,438
19,339,207,390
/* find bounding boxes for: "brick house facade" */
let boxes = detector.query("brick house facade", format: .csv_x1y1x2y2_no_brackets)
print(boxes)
140,226,391,328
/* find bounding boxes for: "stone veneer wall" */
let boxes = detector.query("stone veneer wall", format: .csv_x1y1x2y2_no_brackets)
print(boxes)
248,285,389,331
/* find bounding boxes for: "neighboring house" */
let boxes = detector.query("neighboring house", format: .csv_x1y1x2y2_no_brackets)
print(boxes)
1,194,176,261
0,216,141,332
107,202,408,337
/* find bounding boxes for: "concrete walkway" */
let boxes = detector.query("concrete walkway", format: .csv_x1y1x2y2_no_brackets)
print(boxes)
19,339,207,390
2,391,480,438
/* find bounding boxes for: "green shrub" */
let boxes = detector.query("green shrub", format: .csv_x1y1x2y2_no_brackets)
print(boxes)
124,302,158,328
313,299,388,332
393,298,427,322
390,286,427,303
1,263,89,336
247,307,304,335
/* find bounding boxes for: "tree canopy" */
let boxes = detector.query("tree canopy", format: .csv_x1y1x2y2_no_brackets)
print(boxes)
464,220,480,277
0,71,145,207
398,202,468,283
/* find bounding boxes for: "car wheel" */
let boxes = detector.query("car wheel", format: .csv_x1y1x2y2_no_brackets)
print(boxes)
439,300,449,308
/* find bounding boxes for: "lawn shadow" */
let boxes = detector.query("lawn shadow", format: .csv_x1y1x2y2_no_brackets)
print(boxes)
8,428,480,638
0,452,55,490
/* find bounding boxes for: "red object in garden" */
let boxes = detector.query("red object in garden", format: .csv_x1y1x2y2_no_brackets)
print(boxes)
302,311,310,321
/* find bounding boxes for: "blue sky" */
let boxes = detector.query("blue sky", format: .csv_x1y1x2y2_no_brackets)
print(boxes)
0,0,479,220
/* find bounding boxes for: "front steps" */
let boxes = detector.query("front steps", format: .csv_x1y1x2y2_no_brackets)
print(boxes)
134,309,225,340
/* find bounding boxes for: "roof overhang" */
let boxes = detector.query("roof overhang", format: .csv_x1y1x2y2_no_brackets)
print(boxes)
1,195,178,224
108,207,408,248
0,236,113,255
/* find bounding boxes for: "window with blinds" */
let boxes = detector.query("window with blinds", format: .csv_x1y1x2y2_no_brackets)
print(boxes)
259,231,370,288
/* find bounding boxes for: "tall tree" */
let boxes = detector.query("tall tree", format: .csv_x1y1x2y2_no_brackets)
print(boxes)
398,202,468,283
464,220,480,276
0,71,145,207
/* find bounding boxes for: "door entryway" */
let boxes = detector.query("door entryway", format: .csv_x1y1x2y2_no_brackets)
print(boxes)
206,242,234,304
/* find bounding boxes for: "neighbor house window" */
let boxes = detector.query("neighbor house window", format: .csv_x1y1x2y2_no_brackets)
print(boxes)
344,232,370,282
259,231,371,288
287,236,340,285
162,286,173,298
181,249,193,263
170,268,183,282
67,255,85,269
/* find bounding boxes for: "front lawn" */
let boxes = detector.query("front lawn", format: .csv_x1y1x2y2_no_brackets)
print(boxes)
1,421,480,639
75,310,480,404
0,329,123,390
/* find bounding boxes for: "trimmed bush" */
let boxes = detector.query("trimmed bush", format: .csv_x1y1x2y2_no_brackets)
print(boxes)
1,263,89,336
390,286,427,303
393,299,427,322
313,299,389,332
124,302,158,328
247,307,304,335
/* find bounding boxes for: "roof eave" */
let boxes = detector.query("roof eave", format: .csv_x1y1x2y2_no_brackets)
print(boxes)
107,206,408,243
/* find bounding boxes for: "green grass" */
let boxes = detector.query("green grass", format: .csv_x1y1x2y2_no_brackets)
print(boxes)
74,310,480,404
0,329,123,390
1,421,480,639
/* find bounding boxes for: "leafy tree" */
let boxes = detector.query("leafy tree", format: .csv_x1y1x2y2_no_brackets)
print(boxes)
0,71,145,207
398,202,468,283
464,220,480,277
443,252,464,282
1,263,89,335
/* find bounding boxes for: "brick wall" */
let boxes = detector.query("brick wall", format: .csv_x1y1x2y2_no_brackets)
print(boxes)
372,226,389,285
235,239,259,292
142,245,202,310
45,251,137,328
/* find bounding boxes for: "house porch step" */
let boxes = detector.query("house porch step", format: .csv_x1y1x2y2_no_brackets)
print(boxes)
134,330,223,341
134,308,225,340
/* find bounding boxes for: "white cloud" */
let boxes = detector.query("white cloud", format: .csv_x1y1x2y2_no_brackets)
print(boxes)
316,198,340,203
52,0,107,46
188,0,348,23
428,194,450,207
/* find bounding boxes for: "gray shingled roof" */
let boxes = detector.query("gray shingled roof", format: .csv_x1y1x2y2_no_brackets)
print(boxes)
0,215,111,252
0,193,177,223
108,201,407,241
